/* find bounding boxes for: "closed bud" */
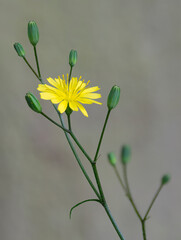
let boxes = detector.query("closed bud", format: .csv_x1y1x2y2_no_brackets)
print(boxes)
28,21,39,46
14,43,25,57
161,174,171,185
69,49,77,67
107,85,120,110
25,92,42,113
108,152,117,166
121,145,131,165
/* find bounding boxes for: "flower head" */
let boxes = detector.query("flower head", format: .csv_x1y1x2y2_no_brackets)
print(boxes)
37,74,102,117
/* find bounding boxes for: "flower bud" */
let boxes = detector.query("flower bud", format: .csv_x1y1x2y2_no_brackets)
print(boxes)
161,174,171,185
28,21,39,46
107,85,120,110
25,92,42,113
14,43,25,57
108,152,117,166
121,145,131,165
69,49,77,67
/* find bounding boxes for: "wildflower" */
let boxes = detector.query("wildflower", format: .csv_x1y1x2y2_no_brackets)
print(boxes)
37,74,102,117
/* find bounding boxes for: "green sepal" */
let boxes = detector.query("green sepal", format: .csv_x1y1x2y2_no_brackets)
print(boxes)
28,21,39,46
69,199,100,219
25,92,42,113
65,105,73,116
14,43,25,57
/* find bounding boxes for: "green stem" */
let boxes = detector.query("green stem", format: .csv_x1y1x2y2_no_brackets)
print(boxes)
70,132,93,164
103,203,125,240
92,163,106,203
33,46,41,79
123,165,142,221
113,166,126,192
68,66,73,83
23,57,42,82
56,109,100,199
94,109,111,162
41,112,70,133
141,220,147,240
67,114,72,131
143,184,163,221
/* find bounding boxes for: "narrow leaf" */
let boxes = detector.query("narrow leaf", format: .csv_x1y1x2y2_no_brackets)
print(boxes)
69,199,100,219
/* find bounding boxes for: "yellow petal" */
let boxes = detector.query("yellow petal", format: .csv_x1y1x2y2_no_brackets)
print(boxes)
80,93,102,99
69,101,78,111
47,77,60,88
76,102,88,117
40,92,58,100
58,100,68,113
77,98,102,105
82,86,100,93
69,77,78,93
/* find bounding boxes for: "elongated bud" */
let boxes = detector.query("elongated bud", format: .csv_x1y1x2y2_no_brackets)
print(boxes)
14,43,25,57
161,174,171,185
25,92,42,113
28,21,39,46
107,85,120,110
69,49,77,67
108,152,117,166
121,145,131,165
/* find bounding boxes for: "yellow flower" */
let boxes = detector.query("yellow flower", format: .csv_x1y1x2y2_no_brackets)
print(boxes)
37,74,102,117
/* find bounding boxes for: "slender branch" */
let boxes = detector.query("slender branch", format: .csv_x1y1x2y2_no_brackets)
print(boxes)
55,108,100,199
41,112,70,133
94,109,111,162
92,163,106,203
68,66,73,83
141,220,147,240
113,165,126,192
123,165,142,221
70,132,93,164
103,203,125,240
33,46,41,79
143,184,163,221
23,57,42,82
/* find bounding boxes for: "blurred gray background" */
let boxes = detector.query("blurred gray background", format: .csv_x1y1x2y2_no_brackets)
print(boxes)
1,0,181,239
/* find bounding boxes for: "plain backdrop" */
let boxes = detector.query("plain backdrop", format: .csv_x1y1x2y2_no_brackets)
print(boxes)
1,0,181,239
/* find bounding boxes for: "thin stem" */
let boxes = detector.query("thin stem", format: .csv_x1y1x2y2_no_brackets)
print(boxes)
143,184,163,221
55,108,100,199
23,57,42,82
41,112,70,133
92,163,106,203
68,66,73,83
103,203,125,240
33,46,41,79
67,114,72,131
141,220,147,240
123,165,142,221
94,109,111,162
70,132,93,164
113,166,126,192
